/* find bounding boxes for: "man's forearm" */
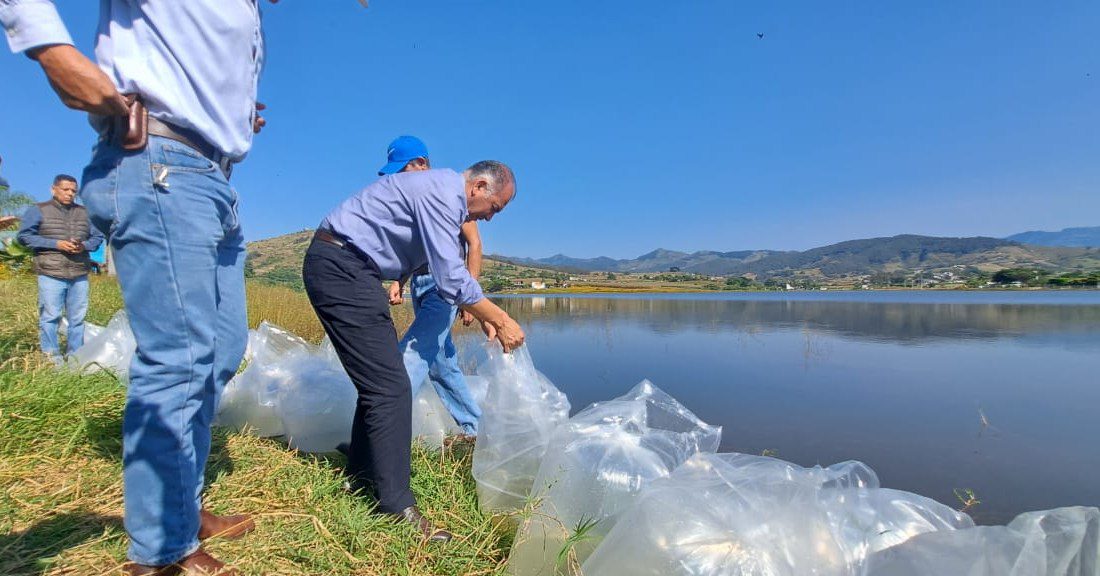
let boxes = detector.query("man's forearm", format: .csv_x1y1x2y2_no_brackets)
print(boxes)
460,221,483,280
466,243,483,280
462,296,526,352
31,44,128,115
462,298,507,326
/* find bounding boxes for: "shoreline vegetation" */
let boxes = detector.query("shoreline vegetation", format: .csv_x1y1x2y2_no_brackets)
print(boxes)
502,284,1100,295
239,230,1100,295
478,264,1100,295
0,276,510,576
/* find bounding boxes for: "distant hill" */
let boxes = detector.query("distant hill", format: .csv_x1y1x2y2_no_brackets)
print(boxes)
244,230,550,290
245,230,314,290
1006,226,1100,248
247,230,1100,290
493,234,1100,278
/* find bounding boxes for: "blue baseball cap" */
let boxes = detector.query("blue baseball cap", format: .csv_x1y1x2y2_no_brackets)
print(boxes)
378,135,429,176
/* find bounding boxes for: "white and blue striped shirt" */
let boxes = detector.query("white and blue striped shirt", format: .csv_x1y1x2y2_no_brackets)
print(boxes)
1,0,265,161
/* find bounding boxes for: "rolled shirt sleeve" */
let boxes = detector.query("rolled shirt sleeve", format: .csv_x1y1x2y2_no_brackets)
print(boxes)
411,190,484,307
0,0,75,54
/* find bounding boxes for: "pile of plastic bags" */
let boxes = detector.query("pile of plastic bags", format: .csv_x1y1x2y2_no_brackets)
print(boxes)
507,380,722,574
68,318,470,453
65,317,1100,575
864,506,1099,575
580,453,973,576
66,310,136,376
466,340,1098,575
217,322,312,437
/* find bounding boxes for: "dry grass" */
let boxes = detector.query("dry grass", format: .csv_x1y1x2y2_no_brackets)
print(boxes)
245,283,327,343
0,276,509,575
246,281,414,343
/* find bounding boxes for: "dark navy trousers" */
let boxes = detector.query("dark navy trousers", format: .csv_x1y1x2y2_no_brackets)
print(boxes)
302,238,415,513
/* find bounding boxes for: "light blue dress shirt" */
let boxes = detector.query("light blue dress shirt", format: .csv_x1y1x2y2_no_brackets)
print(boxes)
0,0,265,161
323,169,487,307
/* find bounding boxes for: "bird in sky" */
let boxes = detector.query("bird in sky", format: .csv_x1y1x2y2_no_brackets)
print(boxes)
757,33,764,39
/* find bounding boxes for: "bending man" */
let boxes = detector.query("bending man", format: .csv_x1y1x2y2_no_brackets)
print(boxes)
303,160,525,541
380,136,484,436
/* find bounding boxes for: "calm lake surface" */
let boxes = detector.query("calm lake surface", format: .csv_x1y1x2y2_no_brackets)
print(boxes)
466,290,1100,524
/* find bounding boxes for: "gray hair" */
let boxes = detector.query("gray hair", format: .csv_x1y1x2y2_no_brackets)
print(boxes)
465,160,516,198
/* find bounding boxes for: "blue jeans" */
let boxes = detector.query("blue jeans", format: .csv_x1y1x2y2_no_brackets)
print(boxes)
81,135,247,565
37,274,89,356
399,274,482,434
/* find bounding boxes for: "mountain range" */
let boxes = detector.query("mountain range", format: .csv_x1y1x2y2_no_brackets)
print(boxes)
1004,226,1100,248
245,228,1100,290
491,232,1100,277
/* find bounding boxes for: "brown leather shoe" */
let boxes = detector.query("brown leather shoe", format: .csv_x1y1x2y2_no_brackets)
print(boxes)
198,509,255,541
122,548,240,575
391,506,453,542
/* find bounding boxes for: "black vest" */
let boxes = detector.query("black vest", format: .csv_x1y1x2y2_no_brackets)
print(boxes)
32,200,93,280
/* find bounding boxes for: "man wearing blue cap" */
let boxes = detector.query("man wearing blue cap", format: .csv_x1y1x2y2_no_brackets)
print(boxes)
380,136,484,437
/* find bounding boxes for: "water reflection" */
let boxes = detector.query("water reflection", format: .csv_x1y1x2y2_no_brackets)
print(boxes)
493,294,1100,346
463,292,1100,525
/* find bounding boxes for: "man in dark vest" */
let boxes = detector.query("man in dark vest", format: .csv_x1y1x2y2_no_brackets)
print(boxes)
17,174,104,360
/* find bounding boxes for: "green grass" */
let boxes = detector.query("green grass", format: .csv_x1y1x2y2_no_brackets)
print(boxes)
0,276,510,575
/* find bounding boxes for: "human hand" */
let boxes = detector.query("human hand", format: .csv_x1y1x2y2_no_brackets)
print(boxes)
56,239,82,254
30,45,128,116
0,216,17,230
460,310,475,326
490,315,525,353
480,319,496,342
253,102,266,134
387,282,404,305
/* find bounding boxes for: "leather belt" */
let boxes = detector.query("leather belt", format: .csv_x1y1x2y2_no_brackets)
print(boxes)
313,228,381,274
147,117,235,179
313,229,346,248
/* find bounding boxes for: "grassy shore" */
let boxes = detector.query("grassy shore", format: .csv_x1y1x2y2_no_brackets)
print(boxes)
0,276,509,576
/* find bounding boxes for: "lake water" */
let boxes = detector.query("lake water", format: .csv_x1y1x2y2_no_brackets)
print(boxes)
464,290,1100,524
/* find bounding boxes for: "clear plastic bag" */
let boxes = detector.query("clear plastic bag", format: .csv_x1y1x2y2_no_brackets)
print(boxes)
508,380,721,575
66,310,136,376
473,344,571,513
864,506,1099,576
215,322,312,437
411,379,462,448
466,374,489,407
220,322,482,453
82,321,104,342
276,354,356,453
581,453,969,576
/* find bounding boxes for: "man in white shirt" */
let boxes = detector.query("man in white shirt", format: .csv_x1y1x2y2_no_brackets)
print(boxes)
1,2,287,573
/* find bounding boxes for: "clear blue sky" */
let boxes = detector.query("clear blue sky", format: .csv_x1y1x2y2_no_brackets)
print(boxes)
1,1,1097,258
